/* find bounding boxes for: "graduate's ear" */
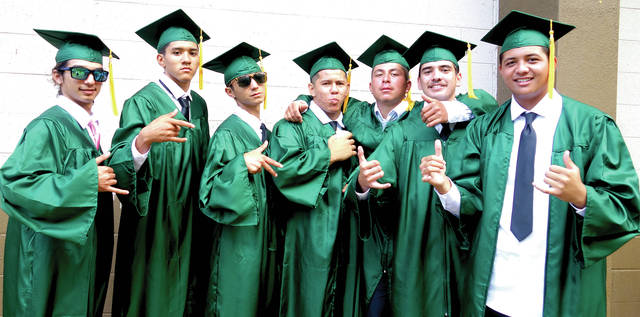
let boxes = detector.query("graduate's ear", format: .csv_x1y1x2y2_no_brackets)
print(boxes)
405,79,412,95
52,69,64,85
455,71,462,88
308,82,315,98
157,53,166,68
225,86,235,99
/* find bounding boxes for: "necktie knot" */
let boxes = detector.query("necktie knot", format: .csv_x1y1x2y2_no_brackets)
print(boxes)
329,121,338,131
260,123,268,142
178,96,191,120
523,112,537,125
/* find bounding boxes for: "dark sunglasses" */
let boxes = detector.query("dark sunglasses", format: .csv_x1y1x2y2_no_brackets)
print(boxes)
58,66,109,82
233,72,267,88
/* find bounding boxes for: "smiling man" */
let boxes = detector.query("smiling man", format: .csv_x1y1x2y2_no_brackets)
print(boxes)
199,42,282,317
107,9,211,316
421,11,640,317
269,42,359,317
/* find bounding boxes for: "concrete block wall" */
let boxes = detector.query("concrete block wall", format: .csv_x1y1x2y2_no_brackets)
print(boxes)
611,1,640,316
0,0,499,315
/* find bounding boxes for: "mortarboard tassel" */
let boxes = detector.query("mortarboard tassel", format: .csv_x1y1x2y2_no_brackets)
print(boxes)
108,50,118,116
259,49,267,110
342,57,352,113
466,43,478,99
404,75,415,111
199,29,203,90
548,20,555,99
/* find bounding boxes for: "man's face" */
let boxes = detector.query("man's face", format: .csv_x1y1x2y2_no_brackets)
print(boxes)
157,40,199,88
308,69,350,119
369,63,410,106
417,60,461,101
225,72,266,109
54,59,104,109
498,46,550,107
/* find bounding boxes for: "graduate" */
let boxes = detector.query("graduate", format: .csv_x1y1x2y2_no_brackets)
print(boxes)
268,42,359,317
354,31,497,316
199,42,282,317
422,11,640,317
107,9,211,316
0,29,126,316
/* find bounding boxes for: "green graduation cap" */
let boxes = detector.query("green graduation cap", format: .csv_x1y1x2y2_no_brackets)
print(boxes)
357,35,409,70
293,42,358,80
403,31,475,69
203,42,269,85
34,29,118,64
136,9,211,52
481,10,575,54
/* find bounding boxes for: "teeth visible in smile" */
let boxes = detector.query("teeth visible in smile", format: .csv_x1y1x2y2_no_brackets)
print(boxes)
516,79,531,82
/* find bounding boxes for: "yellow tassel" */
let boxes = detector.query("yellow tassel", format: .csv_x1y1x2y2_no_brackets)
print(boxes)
404,75,415,112
198,29,203,90
258,49,267,110
466,43,478,99
108,50,118,116
342,58,352,114
548,20,555,99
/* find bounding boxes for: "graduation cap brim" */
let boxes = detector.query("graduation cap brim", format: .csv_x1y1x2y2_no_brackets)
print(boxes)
403,31,475,68
293,42,358,78
357,35,409,69
34,29,119,59
203,42,270,84
136,9,210,50
481,10,575,53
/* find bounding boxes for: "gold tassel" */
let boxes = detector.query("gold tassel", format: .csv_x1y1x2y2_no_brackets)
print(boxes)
342,57,352,113
466,43,478,99
108,50,118,116
548,20,555,99
259,49,267,110
404,75,415,112
198,29,203,90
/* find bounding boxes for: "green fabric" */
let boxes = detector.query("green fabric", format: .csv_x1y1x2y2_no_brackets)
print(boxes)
203,42,269,85
453,95,640,317
310,56,346,79
1,106,113,316
421,47,459,69
269,110,360,316
199,114,279,316
373,50,409,70
357,35,409,69
56,42,103,64
500,28,549,54
107,83,210,316
224,56,262,85
157,26,197,52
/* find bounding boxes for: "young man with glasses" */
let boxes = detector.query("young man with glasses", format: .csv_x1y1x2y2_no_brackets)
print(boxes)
422,11,640,317
0,29,127,316
107,9,212,316
198,42,282,317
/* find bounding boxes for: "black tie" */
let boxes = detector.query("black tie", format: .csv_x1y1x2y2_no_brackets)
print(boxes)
440,123,451,142
260,123,268,142
329,121,338,131
511,112,538,241
178,96,190,120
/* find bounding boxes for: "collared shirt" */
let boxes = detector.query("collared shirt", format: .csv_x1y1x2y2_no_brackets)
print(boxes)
233,106,264,140
57,95,101,149
131,73,193,171
309,100,345,132
374,100,408,129
437,90,586,317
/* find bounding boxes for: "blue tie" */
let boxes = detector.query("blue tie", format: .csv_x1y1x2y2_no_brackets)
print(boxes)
329,121,338,131
260,123,268,142
178,96,190,121
511,112,537,241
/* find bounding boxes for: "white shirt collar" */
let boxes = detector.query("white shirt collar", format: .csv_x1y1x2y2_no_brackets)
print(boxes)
510,89,562,121
233,106,263,139
309,100,345,129
56,95,95,129
158,73,192,100
374,100,408,123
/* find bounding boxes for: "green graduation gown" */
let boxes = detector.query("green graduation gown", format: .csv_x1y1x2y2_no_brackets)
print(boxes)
269,110,357,317
343,89,497,316
108,83,210,316
454,95,640,317
0,106,113,317
199,114,278,316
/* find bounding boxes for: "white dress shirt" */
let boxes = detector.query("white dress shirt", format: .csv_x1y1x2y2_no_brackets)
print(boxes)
309,101,345,131
437,90,586,316
57,95,101,150
374,100,408,129
233,106,264,140
131,73,193,171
